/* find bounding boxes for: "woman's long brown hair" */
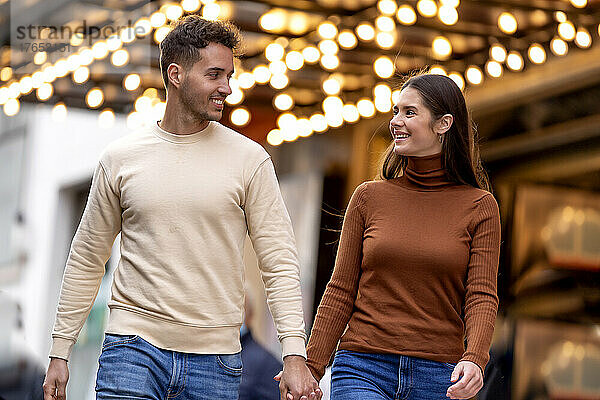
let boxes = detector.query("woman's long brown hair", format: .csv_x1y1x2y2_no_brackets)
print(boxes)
379,73,491,192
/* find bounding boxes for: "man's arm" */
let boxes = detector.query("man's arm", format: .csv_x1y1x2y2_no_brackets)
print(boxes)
244,157,319,400
44,161,122,399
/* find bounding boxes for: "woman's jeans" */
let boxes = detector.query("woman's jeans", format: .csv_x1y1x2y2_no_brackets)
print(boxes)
95,334,242,400
331,349,456,400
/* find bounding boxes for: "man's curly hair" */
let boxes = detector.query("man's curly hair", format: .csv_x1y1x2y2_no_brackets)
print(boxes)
159,15,242,89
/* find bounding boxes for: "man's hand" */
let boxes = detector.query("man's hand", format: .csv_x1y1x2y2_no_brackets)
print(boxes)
446,361,483,399
43,357,69,400
273,355,322,400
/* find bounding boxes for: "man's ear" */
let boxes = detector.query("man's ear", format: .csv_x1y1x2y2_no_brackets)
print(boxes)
435,114,454,135
167,63,183,89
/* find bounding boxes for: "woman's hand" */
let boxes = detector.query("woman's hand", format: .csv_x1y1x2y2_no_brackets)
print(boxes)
446,361,483,399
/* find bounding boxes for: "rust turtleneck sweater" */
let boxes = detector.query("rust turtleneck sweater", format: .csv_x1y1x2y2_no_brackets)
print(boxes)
306,152,501,380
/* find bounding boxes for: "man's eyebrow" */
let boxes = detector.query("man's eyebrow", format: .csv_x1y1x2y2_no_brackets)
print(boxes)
206,67,225,72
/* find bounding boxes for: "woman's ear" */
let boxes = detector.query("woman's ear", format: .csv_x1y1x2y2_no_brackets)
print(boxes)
435,114,454,135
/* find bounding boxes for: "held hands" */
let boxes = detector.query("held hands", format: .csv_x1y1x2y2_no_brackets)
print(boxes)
43,357,69,400
273,355,322,400
446,361,483,399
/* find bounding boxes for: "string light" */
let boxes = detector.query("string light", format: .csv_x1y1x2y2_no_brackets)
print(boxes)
265,43,285,62
297,118,313,138
554,11,567,23
466,66,483,85
376,32,395,49
269,74,289,89
374,56,395,78
36,83,53,101
485,61,503,78
498,12,517,34
429,65,446,75
357,98,376,118
98,109,115,129
527,43,546,64
259,10,286,32
320,55,340,70
550,37,568,56
92,41,109,59
417,0,437,17
150,11,167,28
302,46,320,63
238,72,256,89
558,21,576,41
3,98,20,116
154,26,171,44
52,102,67,122
225,88,244,105
106,35,123,51
230,107,250,127
378,0,398,15
506,51,524,71
166,4,184,20
396,5,417,25
322,78,341,95
440,0,459,7
342,104,360,123
111,49,129,67
267,129,284,146
86,87,104,108
202,3,221,20
19,77,33,94
310,114,328,132
285,51,304,70
438,6,458,25
338,30,358,49
356,23,376,41
432,36,452,59
123,73,141,91
252,65,271,84
269,60,287,75
448,72,465,90
319,40,339,55
569,0,587,8
73,66,90,84
575,28,592,48
490,44,507,62
318,22,338,40
376,16,396,32
274,93,294,110
34,52,47,65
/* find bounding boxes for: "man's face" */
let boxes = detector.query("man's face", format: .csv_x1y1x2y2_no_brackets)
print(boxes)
178,42,234,122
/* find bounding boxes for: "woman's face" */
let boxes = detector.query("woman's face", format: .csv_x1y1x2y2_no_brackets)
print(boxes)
389,87,443,157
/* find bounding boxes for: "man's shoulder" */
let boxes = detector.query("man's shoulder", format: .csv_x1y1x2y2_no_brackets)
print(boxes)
213,122,269,159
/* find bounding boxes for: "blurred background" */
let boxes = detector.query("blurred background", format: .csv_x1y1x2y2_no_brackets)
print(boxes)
0,0,599,399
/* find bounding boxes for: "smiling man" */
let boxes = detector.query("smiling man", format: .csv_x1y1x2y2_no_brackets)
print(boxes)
43,16,320,400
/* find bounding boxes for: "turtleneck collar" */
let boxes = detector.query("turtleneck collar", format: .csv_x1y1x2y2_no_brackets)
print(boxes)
400,152,456,190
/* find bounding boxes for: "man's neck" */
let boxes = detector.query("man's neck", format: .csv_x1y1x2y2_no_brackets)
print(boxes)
159,98,210,135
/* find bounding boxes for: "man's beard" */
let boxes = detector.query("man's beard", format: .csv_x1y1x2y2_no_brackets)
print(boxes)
179,80,220,122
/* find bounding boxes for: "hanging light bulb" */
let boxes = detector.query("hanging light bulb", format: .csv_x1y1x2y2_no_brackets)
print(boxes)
465,66,483,85
432,36,452,59
498,12,517,34
374,56,395,78
309,114,328,133
506,51,524,71
52,102,67,122
575,28,592,48
527,43,546,64
267,129,284,146
318,22,338,40
124,73,141,91
86,87,104,108
558,21,576,41
417,0,437,17
356,23,375,41
274,93,294,111
252,65,271,84
265,43,285,62
338,30,358,50
550,37,568,56
490,44,507,62
378,0,398,15
485,61,503,78
396,5,417,25
230,107,251,127
438,5,458,25
357,98,376,118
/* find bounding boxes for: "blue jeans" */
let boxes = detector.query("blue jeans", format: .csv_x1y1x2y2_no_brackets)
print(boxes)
95,334,242,399
331,350,456,400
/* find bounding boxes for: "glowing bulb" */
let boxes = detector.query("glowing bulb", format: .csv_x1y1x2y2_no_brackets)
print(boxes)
527,44,546,64
106,35,122,51
342,104,360,123
297,118,313,137
285,51,304,70
1,67,12,81
322,78,341,95
570,0,587,8
86,87,104,108
31,71,44,88
111,49,129,67
202,3,220,20
432,36,452,58
238,72,255,89
92,41,109,59
267,129,284,146
150,12,167,28
490,44,507,62
429,65,446,75
19,76,33,94
438,5,458,25
320,55,340,70
466,66,483,85
506,51,524,71
259,10,286,32
79,49,94,66
274,93,294,111
374,83,392,99
392,89,401,104
554,11,567,23
120,27,136,44
230,107,250,127
374,56,395,78
269,60,287,75
448,72,464,90
52,102,67,122
54,59,69,78
302,46,320,63
310,114,328,132
8,82,20,99
338,30,358,50
277,112,296,130
269,74,289,89
558,21,576,41
3,98,20,116
440,0,459,7
498,12,517,34
36,83,53,101
34,52,47,65
376,32,395,49
325,112,343,128
134,18,152,36
550,37,568,56
397,5,417,25
252,65,271,84
575,28,591,48
322,96,344,114
124,73,141,91
485,61,503,78
319,40,339,55
356,23,375,41
417,0,438,17
289,12,309,35
166,4,184,20
374,97,392,113
154,26,171,43
225,89,244,105
98,109,115,129
135,96,153,113
265,43,285,61
357,98,376,118
378,0,398,15
73,66,90,84
318,22,338,39
42,66,56,83
70,32,84,46
376,16,396,32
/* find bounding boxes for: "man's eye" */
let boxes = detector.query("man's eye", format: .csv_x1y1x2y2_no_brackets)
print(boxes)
406,110,415,115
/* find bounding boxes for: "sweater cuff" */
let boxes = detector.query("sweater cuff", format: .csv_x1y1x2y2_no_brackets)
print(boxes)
458,355,486,378
49,337,76,361
281,336,307,360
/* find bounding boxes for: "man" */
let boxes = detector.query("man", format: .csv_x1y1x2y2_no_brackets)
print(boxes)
43,15,321,400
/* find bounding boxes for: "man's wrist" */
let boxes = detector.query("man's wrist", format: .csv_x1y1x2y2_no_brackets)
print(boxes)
283,354,306,364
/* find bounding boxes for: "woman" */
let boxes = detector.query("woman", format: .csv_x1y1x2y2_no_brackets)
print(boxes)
305,73,501,400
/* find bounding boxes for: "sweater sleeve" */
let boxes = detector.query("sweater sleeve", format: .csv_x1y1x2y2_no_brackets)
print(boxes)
49,161,122,360
306,183,367,381
244,157,307,359
459,193,501,374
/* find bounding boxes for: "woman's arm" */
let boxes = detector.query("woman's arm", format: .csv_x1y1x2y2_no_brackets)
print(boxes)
306,183,368,381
